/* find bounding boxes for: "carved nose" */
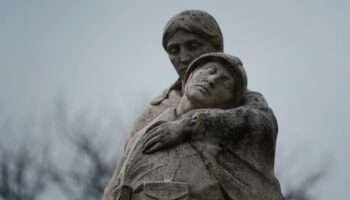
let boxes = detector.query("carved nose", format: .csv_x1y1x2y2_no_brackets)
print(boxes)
205,78,215,88
180,55,190,64
179,51,191,63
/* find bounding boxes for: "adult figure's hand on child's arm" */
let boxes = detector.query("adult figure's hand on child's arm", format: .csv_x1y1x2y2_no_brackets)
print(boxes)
142,117,192,153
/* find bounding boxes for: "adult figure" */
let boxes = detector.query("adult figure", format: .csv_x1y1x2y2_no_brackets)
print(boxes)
116,53,249,200
104,10,282,200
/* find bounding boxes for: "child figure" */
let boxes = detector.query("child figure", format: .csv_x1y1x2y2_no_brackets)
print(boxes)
106,53,282,200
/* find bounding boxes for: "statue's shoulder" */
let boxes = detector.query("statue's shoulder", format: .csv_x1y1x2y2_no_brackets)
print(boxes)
129,86,181,136
151,79,182,106
150,88,171,105
240,89,269,107
241,89,278,133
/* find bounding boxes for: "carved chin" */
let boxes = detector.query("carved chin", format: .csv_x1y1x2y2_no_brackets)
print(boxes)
187,90,212,108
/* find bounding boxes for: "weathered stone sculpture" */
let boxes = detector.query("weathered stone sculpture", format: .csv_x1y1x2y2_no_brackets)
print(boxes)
103,10,283,200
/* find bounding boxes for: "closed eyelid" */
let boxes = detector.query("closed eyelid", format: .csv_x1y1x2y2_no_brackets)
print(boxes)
184,40,201,46
220,74,229,79
167,44,178,50
209,65,218,72
167,45,179,54
208,64,218,72
223,77,234,87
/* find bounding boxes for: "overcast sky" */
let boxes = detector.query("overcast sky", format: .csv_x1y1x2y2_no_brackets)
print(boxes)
1,1,349,199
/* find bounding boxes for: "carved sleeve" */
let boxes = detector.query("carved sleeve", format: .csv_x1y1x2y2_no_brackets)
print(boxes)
187,90,278,144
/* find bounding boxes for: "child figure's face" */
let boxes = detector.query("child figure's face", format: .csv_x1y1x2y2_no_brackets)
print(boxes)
185,61,235,108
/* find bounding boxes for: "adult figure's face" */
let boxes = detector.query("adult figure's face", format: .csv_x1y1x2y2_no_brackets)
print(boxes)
166,30,218,80
185,61,235,108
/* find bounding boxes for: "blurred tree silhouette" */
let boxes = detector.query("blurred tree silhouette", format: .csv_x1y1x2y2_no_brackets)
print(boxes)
0,101,327,200
0,146,51,200
283,168,325,200
48,100,120,200
0,100,125,200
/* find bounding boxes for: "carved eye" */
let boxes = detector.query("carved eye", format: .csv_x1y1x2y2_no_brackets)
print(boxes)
208,67,217,75
168,46,179,55
188,42,201,50
225,78,234,89
220,75,232,88
222,75,229,80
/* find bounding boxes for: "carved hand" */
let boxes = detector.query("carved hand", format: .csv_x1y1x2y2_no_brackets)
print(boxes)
142,118,192,154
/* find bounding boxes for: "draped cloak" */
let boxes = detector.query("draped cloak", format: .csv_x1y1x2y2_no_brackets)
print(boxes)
103,86,284,200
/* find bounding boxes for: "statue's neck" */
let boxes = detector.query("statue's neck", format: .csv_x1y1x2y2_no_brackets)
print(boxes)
176,94,195,116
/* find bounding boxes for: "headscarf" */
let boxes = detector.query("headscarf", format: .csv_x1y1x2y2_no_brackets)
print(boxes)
162,10,223,52
152,10,223,105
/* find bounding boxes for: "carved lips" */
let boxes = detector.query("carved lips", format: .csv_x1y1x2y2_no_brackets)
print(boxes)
195,84,211,95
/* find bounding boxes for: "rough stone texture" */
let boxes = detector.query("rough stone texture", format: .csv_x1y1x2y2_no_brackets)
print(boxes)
103,10,283,200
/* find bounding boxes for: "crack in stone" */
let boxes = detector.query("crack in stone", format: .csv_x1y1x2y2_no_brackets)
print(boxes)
171,148,182,181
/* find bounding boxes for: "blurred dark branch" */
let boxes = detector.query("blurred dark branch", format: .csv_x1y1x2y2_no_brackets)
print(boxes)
0,146,51,200
48,99,120,200
284,168,326,200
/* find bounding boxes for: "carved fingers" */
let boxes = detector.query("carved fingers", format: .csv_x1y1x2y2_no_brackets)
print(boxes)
143,129,165,153
144,141,163,154
142,120,186,154
142,122,170,153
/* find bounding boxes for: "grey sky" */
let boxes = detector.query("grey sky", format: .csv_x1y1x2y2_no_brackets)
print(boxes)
1,1,349,199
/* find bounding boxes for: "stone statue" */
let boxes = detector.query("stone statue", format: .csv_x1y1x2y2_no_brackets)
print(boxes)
103,10,283,200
